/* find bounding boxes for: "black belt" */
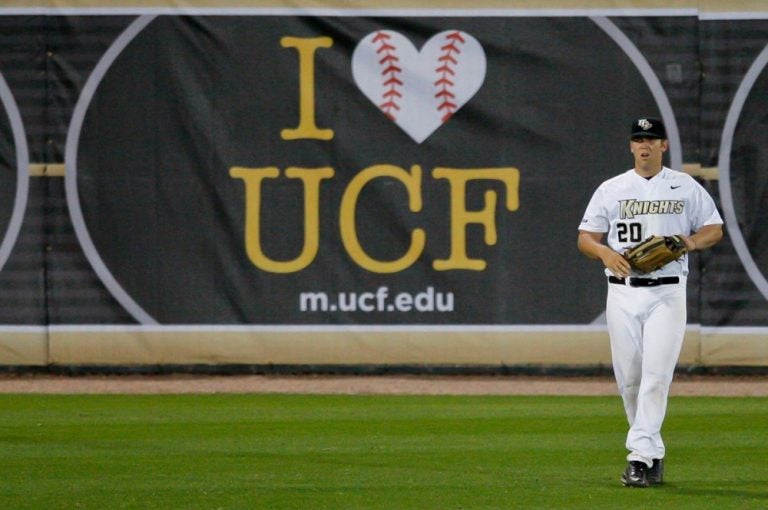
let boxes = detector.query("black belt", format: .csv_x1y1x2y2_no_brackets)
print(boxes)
608,276,680,287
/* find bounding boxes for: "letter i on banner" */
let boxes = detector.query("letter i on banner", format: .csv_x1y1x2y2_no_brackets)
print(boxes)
280,37,334,141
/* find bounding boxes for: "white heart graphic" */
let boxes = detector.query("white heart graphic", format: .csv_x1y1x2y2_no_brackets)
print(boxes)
352,30,487,144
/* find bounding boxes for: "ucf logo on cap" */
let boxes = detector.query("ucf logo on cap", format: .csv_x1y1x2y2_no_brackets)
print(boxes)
631,117,666,139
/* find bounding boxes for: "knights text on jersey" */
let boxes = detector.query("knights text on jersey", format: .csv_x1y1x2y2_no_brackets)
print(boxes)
578,167,723,277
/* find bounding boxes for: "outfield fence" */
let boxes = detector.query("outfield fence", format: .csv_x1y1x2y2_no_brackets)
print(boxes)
1,1,767,371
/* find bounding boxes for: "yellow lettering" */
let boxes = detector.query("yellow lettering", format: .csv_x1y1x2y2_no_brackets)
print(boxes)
280,37,334,141
340,165,426,273
432,167,520,271
230,166,334,273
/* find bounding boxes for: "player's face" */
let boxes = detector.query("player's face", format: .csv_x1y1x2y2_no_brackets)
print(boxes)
630,136,668,167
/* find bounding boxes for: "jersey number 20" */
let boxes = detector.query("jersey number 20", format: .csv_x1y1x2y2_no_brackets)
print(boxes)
616,222,642,243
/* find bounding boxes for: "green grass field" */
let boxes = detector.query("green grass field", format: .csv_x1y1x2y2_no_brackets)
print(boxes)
0,393,766,509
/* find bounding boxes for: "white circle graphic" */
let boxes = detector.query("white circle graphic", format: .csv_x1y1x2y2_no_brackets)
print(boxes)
0,72,29,273
588,17,682,325
66,15,683,325
590,17,682,170
717,42,768,302
65,15,159,324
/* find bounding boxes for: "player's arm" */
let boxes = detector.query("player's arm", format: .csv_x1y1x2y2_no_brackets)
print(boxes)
578,230,632,278
682,224,723,252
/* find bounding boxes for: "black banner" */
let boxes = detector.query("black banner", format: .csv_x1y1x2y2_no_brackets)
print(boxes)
0,9,766,329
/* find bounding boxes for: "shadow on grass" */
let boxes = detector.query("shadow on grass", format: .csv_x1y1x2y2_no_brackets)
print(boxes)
654,481,768,500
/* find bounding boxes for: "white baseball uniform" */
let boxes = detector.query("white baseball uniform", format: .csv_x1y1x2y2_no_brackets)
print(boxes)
579,166,723,467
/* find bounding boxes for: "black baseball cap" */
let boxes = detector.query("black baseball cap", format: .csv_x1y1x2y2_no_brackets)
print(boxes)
630,117,666,139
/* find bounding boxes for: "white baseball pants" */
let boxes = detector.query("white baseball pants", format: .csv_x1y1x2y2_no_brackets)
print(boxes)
605,277,687,467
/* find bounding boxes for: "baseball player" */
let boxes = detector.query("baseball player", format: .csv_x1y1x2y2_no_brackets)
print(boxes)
577,117,723,487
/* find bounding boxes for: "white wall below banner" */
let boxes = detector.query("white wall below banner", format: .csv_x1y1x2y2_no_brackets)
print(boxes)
1,326,766,368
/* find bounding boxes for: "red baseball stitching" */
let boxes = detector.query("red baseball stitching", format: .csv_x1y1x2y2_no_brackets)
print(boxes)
434,31,465,122
372,31,402,120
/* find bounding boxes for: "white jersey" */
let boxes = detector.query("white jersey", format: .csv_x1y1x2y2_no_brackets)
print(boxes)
579,166,723,277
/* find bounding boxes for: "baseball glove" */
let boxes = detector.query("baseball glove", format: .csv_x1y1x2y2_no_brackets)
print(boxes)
623,235,688,274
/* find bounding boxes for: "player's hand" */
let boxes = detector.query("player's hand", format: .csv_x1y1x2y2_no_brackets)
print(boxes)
601,249,631,278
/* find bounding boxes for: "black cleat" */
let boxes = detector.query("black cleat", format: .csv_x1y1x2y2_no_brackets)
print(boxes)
647,458,664,485
621,461,649,487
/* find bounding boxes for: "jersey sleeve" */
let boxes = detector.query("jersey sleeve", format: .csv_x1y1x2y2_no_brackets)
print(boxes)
690,180,724,231
579,186,610,233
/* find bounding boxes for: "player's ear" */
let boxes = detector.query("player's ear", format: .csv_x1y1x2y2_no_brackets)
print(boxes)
661,140,669,152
